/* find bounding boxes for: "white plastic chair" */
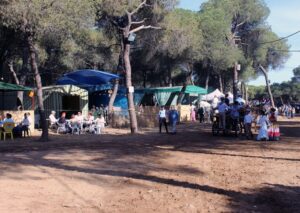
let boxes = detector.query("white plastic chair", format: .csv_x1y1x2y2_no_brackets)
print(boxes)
57,122,66,134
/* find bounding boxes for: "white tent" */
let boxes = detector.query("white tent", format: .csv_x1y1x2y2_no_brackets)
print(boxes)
199,101,211,107
201,89,224,101
236,97,246,104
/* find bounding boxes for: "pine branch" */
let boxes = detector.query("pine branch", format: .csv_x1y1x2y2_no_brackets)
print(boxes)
130,25,161,34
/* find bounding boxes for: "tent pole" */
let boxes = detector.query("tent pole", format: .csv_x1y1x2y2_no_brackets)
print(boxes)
1,91,4,110
32,96,35,110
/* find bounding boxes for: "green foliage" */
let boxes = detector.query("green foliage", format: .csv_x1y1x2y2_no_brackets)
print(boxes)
249,70,300,102
0,0,292,91
0,0,118,84
159,9,203,60
248,85,267,99
293,66,300,77
252,29,290,70
0,0,96,37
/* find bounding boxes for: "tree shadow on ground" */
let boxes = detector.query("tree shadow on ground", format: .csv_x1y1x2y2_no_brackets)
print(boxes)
270,120,300,139
229,184,300,213
0,120,299,212
1,151,299,212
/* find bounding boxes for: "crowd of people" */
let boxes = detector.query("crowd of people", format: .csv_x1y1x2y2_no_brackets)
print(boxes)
170,93,287,142
211,95,282,141
49,107,106,135
279,104,296,119
0,113,32,138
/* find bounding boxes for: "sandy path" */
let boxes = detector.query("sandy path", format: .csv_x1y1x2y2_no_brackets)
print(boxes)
0,118,299,212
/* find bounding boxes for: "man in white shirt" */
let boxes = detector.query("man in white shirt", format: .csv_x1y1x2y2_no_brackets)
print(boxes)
49,111,57,124
21,113,31,126
20,113,31,137
49,111,58,129
158,106,168,134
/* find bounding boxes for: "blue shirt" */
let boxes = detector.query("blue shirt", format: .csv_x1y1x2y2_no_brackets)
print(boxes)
230,105,240,118
169,110,179,123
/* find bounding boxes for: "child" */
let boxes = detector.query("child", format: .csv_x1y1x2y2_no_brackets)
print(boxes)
257,110,269,141
244,109,253,139
268,108,280,141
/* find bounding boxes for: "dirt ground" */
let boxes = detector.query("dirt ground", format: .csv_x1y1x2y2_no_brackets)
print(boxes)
0,117,299,213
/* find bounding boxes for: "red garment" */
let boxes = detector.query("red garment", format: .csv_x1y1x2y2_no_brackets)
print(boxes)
269,112,276,123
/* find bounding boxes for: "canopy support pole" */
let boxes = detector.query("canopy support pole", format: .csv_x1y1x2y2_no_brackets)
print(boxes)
1,91,4,110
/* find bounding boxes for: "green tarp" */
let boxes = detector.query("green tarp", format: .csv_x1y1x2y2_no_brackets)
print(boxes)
142,86,182,93
184,85,207,95
140,87,182,105
138,85,207,106
0,81,32,91
141,85,207,95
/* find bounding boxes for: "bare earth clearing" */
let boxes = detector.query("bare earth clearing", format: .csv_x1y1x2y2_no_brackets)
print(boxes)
0,117,299,213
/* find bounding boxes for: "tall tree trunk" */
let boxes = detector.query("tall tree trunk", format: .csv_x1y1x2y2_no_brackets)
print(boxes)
7,60,23,109
188,63,194,85
245,84,249,104
108,79,119,123
17,48,29,105
222,77,226,94
143,71,147,88
8,60,20,85
241,81,248,103
205,71,210,90
240,81,244,99
8,48,30,107
108,39,123,123
27,35,48,141
259,65,275,108
167,63,172,87
280,96,284,105
233,62,239,101
218,74,223,93
108,79,119,114
123,32,138,133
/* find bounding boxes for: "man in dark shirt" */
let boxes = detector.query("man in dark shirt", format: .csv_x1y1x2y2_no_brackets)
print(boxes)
198,106,205,123
225,94,230,106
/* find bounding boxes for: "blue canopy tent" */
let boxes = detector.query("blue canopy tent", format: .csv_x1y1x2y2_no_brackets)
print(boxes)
56,69,127,109
57,69,119,91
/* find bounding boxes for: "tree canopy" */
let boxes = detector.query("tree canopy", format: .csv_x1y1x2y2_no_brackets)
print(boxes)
0,0,291,103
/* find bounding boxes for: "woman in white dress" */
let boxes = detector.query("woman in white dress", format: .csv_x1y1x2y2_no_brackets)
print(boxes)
257,110,270,141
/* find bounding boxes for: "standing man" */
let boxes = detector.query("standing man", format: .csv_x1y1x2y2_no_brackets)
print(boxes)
218,97,228,129
198,106,205,123
225,94,230,106
158,106,168,134
169,106,179,134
